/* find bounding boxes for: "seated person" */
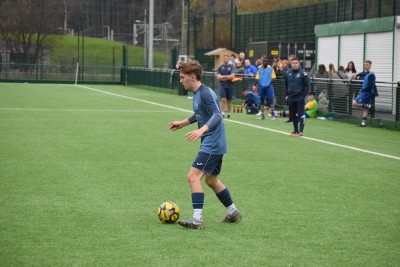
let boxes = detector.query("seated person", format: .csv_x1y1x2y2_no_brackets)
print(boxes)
242,88,260,114
277,92,318,119
305,91,318,118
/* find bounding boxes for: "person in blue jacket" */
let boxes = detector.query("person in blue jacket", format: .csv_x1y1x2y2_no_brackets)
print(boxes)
352,60,377,127
242,88,260,114
284,57,310,136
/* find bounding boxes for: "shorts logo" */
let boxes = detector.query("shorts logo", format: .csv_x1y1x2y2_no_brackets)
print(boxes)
196,163,204,166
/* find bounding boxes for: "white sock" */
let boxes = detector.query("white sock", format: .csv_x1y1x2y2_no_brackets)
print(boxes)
193,209,203,220
227,203,237,215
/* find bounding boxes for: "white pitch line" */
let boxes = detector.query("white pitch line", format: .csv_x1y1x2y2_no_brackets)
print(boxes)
0,108,179,113
76,85,400,161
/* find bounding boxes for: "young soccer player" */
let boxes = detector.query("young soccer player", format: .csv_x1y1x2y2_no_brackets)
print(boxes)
169,60,242,229
352,60,376,127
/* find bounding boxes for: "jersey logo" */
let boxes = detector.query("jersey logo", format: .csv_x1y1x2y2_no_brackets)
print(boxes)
196,163,204,166
194,101,199,110
296,73,300,78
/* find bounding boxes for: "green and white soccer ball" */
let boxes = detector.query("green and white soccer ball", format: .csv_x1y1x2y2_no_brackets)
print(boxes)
157,202,180,224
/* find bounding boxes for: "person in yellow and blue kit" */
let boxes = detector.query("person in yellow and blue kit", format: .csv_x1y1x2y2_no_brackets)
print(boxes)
252,56,276,120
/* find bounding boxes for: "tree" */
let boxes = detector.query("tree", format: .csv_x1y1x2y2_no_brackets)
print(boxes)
0,0,62,71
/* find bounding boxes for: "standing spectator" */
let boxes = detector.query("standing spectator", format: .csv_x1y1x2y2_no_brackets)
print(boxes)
253,57,277,120
285,57,310,136
233,61,245,74
239,52,246,65
217,55,235,119
352,60,376,127
169,60,242,229
332,66,349,113
255,59,263,68
328,63,336,79
228,54,239,65
313,64,330,100
272,57,280,75
276,59,289,78
244,59,257,76
314,64,329,79
345,61,357,79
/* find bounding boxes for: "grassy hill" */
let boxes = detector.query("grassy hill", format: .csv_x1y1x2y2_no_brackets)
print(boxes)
50,35,167,68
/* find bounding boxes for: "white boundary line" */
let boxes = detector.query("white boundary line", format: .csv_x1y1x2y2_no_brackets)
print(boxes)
76,85,400,161
0,108,179,113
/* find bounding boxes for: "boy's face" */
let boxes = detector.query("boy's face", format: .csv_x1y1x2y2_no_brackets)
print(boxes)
242,90,248,96
180,72,196,92
308,94,315,101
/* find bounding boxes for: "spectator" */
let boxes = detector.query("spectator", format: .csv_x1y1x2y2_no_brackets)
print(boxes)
242,88,261,114
228,54,239,65
239,52,246,65
272,57,280,75
244,59,257,76
276,59,288,78
314,64,329,79
217,54,235,119
284,56,310,136
255,59,262,68
328,63,336,79
345,61,357,79
332,65,349,113
313,64,330,99
233,61,245,75
317,90,329,116
305,91,318,118
352,60,376,127
253,57,277,120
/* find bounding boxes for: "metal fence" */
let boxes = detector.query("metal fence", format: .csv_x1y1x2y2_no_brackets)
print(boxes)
0,63,121,84
126,67,400,130
233,0,400,53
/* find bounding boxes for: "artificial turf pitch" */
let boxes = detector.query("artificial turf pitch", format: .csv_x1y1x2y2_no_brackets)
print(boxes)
0,83,399,266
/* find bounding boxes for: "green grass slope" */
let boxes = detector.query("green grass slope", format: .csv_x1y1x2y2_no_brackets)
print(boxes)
50,35,166,67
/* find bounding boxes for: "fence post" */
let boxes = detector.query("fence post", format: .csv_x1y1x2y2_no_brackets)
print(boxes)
396,82,400,122
328,79,333,112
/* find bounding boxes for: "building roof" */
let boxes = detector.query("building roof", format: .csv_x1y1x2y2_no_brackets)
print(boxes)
204,48,237,56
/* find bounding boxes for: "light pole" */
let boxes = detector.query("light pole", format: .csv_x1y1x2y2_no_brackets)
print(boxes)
135,17,147,68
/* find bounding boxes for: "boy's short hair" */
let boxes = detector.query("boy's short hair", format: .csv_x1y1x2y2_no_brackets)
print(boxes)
308,91,315,96
365,60,372,65
178,60,203,81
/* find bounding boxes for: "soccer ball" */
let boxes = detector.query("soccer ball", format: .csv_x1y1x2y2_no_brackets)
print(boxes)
157,202,180,224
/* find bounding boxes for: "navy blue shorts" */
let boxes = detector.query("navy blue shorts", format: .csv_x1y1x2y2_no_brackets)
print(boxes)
220,87,234,100
354,92,371,105
192,152,223,175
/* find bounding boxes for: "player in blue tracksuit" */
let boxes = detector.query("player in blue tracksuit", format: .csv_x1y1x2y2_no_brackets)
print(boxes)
169,60,242,229
242,88,260,114
352,60,376,127
284,57,310,136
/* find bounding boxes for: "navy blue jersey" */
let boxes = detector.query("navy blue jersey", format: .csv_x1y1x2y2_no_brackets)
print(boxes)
284,67,310,99
245,91,260,105
217,64,234,90
187,84,227,155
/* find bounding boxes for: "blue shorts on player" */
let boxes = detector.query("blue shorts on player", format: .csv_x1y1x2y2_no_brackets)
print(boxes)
354,92,371,105
220,87,234,100
258,84,274,100
192,152,223,175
